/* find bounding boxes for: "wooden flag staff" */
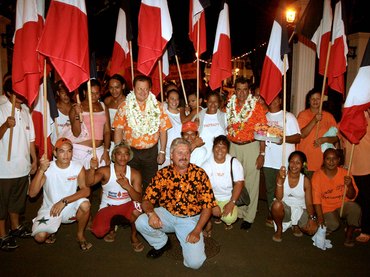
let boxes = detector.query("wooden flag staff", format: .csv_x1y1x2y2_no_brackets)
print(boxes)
7,94,16,161
86,80,96,159
43,61,48,158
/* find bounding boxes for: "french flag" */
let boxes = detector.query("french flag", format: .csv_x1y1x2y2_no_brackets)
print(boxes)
339,38,370,144
297,0,332,76
108,0,133,77
137,0,172,76
189,0,210,56
260,10,290,105
37,0,90,93
327,0,348,94
12,0,44,106
209,0,232,91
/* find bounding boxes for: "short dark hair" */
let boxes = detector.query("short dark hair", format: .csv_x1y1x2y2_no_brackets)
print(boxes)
305,88,321,109
288,151,308,175
213,135,230,151
134,75,152,88
109,74,126,86
234,76,250,88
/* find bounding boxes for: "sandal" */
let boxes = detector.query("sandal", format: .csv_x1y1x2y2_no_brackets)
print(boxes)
104,230,116,243
272,234,282,243
45,233,56,244
214,218,222,224
131,241,145,252
344,239,355,247
292,226,303,237
78,240,93,251
225,224,233,230
356,233,370,243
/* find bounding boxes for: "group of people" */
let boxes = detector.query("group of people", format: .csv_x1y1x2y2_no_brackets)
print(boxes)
0,73,369,269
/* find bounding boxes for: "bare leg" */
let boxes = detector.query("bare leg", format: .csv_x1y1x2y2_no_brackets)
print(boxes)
0,220,6,237
76,201,90,241
344,225,355,247
271,200,284,242
9,212,20,230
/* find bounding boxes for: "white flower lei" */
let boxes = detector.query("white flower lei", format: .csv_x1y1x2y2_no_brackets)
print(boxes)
226,94,257,124
126,91,160,138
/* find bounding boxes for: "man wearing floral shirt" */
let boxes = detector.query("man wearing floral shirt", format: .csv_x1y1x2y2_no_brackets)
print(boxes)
113,75,171,189
226,77,267,230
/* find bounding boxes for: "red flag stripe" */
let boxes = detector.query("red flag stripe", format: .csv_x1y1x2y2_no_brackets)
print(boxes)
37,0,89,92
189,0,209,56
137,0,172,76
209,1,232,91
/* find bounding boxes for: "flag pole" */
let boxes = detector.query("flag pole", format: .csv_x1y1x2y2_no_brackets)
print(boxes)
340,143,355,217
196,20,200,116
175,54,188,105
86,80,96,158
7,94,16,161
129,41,134,88
282,54,288,166
158,59,164,102
43,60,48,158
315,42,332,140
75,93,83,123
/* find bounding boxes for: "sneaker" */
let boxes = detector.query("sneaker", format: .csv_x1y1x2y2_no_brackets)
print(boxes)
9,224,32,238
240,221,252,230
0,236,19,251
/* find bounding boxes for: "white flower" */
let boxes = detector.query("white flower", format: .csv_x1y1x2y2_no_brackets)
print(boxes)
226,94,257,125
126,91,160,138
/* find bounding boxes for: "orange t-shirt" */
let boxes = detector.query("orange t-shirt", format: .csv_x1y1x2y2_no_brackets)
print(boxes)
297,109,337,171
112,98,172,149
312,167,358,214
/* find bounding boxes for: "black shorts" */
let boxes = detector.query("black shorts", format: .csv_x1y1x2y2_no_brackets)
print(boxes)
0,176,29,219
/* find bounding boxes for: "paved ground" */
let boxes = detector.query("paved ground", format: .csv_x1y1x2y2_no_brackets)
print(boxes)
1,186,370,277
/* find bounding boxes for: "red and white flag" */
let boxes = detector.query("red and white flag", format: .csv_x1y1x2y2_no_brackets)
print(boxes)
108,0,133,77
297,0,332,76
189,0,210,56
37,0,89,92
209,0,232,91
327,0,348,94
137,0,172,76
260,11,290,105
339,38,370,144
12,0,44,105
150,49,169,96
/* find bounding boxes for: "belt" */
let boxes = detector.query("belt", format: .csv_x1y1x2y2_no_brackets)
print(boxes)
232,140,255,145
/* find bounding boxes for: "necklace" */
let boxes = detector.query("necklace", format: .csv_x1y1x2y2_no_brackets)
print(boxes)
226,94,257,124
125,92,160,138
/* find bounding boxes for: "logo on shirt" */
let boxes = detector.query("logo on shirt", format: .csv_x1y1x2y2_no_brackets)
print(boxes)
67,175,78,181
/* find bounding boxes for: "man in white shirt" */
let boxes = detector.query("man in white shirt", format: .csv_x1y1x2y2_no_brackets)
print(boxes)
181,121,208,167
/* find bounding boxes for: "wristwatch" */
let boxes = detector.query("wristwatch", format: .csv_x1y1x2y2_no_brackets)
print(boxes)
62,199,69,206
309,215,317,221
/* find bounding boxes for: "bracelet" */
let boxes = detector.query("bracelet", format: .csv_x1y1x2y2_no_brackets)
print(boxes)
231,199,236,204
276,183,283,187
259,152,265,156
159,150,165,154
75,116,80,120
309,215,317,221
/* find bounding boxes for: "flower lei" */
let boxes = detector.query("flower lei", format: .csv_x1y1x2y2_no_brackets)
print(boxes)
226,94,257,124
126,92,160,138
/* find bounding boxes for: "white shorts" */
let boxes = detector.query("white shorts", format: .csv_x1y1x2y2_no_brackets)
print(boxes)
72,144,106,169
32,198,89,236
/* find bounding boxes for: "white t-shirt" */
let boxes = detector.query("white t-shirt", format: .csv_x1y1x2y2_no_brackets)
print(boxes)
51,110,70,145
202,154,244,201
191,146,208,168
159,109,182,169
264,111,301,169
199,113,226,161
40,160,83,211
0,101,35,178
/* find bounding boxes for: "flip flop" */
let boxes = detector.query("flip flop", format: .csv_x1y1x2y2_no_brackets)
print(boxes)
78,240,93,251
344,239,355,247
272,235,282,242
104,231,116,243
45,233,56,244
131,241,145,252
225,224,233,230
355,233,370,243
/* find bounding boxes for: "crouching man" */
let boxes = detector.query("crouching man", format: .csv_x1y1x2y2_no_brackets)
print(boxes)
29,137,92,251
135,138,216,269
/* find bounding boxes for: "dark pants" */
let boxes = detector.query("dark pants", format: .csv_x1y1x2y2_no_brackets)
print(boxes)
354,174,370,234
129,144,158,191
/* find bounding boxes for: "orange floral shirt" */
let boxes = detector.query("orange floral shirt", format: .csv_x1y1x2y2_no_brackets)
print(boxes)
112,100,172,149
144,164,217,217
227,98,267,143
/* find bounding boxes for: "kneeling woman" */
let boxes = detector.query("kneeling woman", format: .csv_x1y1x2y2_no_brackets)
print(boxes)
271,151,318,242
202,135,244,235
87,143,144,252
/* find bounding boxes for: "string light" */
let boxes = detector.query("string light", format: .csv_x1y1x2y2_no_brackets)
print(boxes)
196,41,267,65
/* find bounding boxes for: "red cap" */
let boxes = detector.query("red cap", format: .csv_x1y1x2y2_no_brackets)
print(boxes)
55,137,73,149
182,121,198,133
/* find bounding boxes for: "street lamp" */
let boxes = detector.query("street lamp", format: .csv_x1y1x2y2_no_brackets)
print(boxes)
285,8,296,24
